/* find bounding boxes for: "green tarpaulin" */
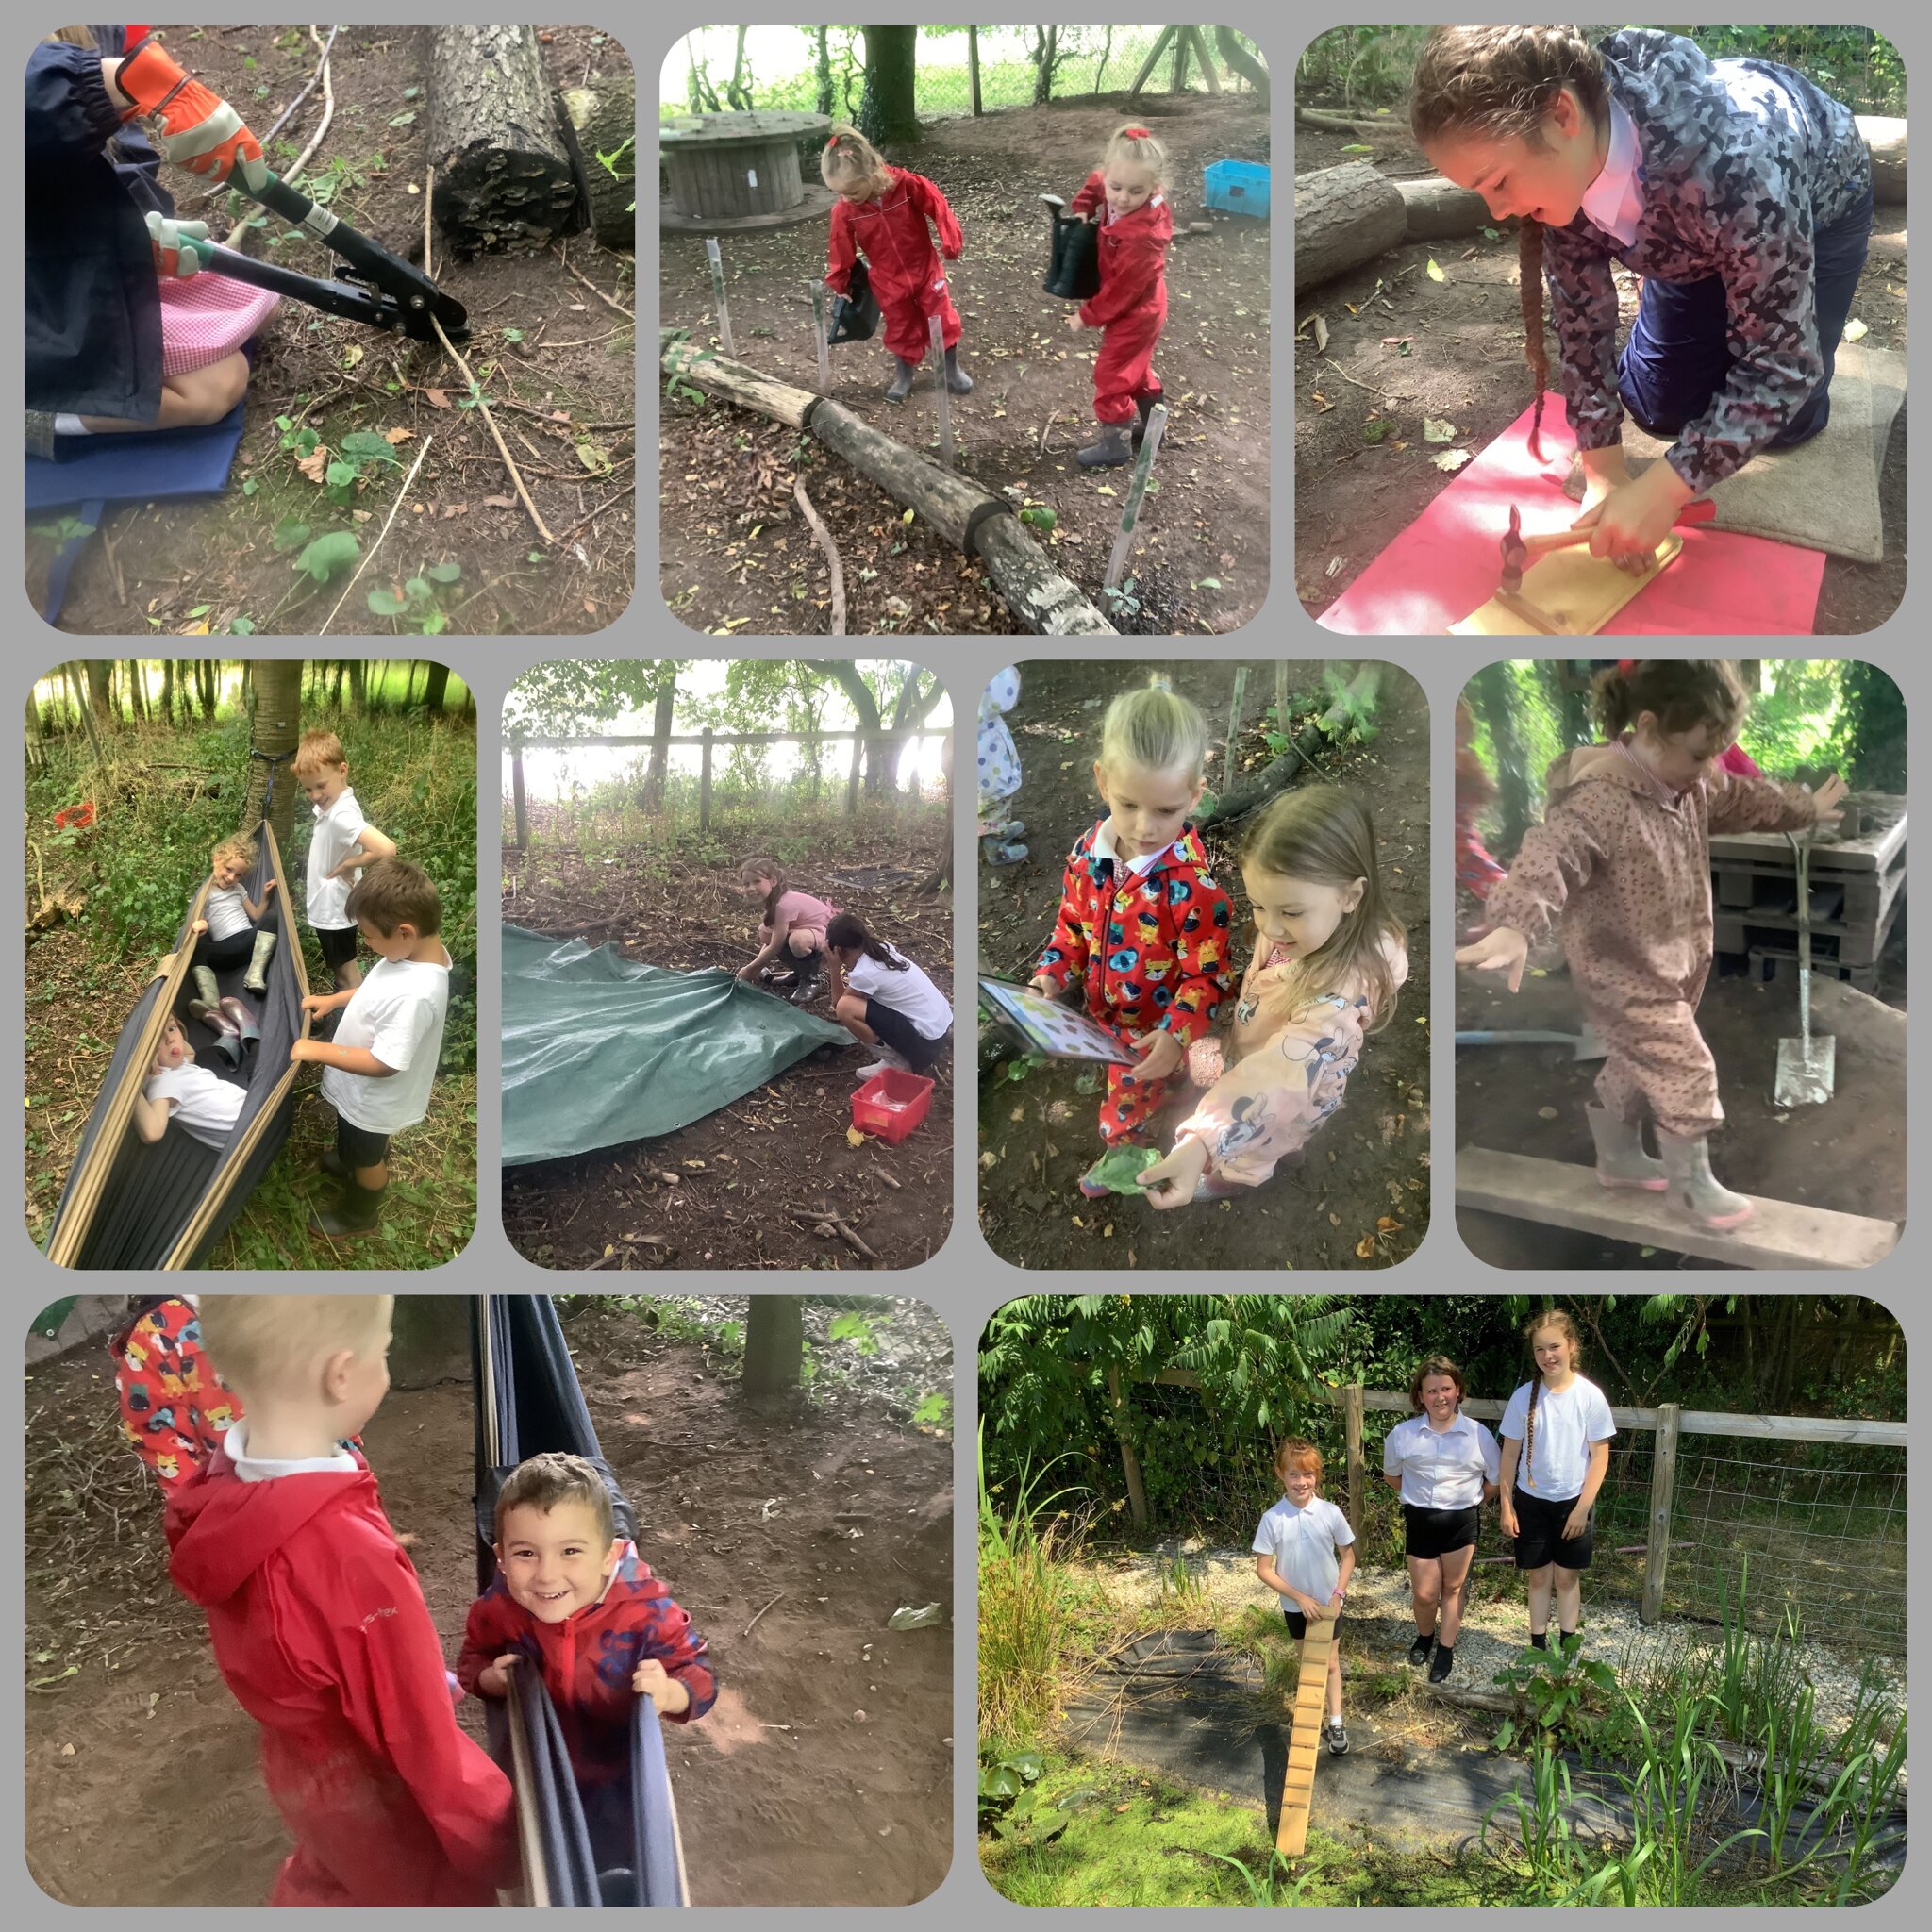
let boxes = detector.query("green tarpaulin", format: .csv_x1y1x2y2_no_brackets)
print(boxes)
503,924,851,1166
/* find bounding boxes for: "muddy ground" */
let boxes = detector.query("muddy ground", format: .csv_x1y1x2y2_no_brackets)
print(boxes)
503,808,954,1271
1454,879,1907,1269
1293,118,1907,637
660,92,1271,637
975,658,1430,1271
29,25,636,637
23,1296,953,1907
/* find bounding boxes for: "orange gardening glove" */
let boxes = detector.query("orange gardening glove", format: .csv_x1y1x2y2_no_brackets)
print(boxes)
116,32,267,191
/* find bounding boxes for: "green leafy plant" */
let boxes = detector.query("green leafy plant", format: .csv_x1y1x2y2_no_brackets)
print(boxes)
826,1309,880,1357
977,1749,1066,1843
1491,1637,1638,1763
1200,1848,1325,1906
293,531,362,585
909,1391,951,1429
327,429,405,506
367,560,462,634
596,133,637,213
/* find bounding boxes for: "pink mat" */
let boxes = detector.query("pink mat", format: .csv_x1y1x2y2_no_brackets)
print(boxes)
1315,397,1826,636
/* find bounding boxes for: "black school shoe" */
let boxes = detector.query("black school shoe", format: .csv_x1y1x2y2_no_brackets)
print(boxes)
1428,1644,1456,1684
1407,1633,1435,1667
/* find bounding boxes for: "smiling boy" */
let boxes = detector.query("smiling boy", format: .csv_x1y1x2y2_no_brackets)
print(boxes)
458,1452,716,1868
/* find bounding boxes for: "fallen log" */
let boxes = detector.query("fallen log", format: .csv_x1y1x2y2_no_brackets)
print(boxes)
1200,664,1379,829
657,336,1117,634
1295,161,1407,293
557,75,638,248
426,24,580,254
1856,114,1906,204
1297,106,1407,137
1396,174,1491,241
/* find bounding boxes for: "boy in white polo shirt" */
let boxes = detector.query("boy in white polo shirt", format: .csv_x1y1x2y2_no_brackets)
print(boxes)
135,1016,245,1150
1252,1436,1357,1755
291,859,450,1240
295,729,397,1001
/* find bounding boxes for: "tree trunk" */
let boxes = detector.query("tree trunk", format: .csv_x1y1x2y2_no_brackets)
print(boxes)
421,661,451,715
244,658,303,848
914,727,953,894
813,26,834,116
85,661,116,731
1033,25,1058,106
68,666,106,762
1857,115,1906,204
970,515,1117,636
388,1296,472,1389
1215,26,1270,106
125,660,149,722
742,1296,805,1403
642,672,676,809
1294,162,1407,293
198,658,218,719
1473,660,1531,854
725,25,753,111
25,688,45,769
1396,175,1491,241
858,25,920,145
348,658,367,711
427,24,581,256
556,77,638,250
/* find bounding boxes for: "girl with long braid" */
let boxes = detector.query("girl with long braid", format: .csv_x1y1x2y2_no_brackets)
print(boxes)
1497,1309,1616,1652
1410,25,1874,573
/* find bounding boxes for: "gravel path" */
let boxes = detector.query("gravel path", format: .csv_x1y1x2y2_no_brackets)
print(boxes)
1081,1543,1905,1742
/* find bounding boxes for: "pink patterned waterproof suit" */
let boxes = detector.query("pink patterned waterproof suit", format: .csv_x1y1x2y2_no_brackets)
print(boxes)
1483,740,1816,1139
1177,929,1407,1188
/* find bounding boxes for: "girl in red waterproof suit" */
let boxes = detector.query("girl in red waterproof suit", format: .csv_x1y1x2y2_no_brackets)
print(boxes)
1028,682,1236,1198
1066,124,1174,468
823,125,974,404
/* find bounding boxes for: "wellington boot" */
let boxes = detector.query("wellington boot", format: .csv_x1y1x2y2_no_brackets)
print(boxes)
318,1145,347,1180
789,948,825,1004
942,344,974,394
217,995,260,1052
310,1178,385,1238
1658,1130,1754,1230
190,999,244,1067
1130,392,1159,447
1585,1103,1667,1191
885,358,918,403
243,928,277,992
1076,420,1133,469
192,964,222,1009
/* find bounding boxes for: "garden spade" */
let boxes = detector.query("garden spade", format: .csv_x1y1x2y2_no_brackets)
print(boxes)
1774,832,1836,1108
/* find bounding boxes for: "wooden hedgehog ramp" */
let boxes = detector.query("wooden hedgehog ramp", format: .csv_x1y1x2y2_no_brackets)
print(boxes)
1275,1614,1336,1857
661,331,1117,635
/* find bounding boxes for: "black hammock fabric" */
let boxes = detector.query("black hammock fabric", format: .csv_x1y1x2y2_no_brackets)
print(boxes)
472,1296,687,1907
44,824,308,1270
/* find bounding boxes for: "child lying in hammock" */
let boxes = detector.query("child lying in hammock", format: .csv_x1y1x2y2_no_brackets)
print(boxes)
134,1014,243,1147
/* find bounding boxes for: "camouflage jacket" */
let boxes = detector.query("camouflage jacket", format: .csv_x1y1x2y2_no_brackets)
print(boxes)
1542,29,1871,493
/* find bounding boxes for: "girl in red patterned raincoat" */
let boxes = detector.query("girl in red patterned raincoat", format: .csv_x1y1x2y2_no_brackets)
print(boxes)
822,125,974,404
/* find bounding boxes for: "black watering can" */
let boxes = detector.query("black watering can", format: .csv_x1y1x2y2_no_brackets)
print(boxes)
827,257,881,344
1040,194,1101,301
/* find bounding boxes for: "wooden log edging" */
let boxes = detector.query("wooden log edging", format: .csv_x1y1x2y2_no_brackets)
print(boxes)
660,332,1116,634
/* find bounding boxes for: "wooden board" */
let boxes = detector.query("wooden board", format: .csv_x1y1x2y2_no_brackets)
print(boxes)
1274,1615,1336,1857
1708,795,1907,874
1456,1147,1901,1271
1450,532,1683,635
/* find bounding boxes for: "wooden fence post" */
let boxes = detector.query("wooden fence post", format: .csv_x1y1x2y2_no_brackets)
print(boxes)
510,727,527,850
1275,661,1290,734
968,25,982,116
1343,1382,1365,1534
699,726,714,834
1641,1402,1680,1625
846,732,864,815
1107,1365,1150,1529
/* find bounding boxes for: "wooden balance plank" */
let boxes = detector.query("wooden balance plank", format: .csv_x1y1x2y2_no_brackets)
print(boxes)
1274,1616,1336,1858
1456,1147,1900,1271
1450,533,1683,635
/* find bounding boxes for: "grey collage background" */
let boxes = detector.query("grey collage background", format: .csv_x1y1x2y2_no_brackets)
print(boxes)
3,5,1924,1924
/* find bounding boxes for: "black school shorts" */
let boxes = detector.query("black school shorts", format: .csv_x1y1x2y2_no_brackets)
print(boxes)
316,924,359,972
1509,1486,1596,1571
862,998,950,1074
1404,1502,1480,1560
336,1114,391,1172
1282,1607,1343,1641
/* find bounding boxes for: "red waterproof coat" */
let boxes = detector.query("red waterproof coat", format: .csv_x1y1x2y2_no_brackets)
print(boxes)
166,1444,515,1907
458,1545,717,1789
1069,169,1173,422
827,166,964,364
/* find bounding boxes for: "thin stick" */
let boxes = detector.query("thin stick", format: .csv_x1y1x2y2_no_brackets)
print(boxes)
427,314,558,545
929,312,952,469
424,161,435,281
320,434,433,634
1223,665,1249,791
221,25,335,250
546,479,637,549
792,477,846,635
555,244,635,319
744,1591,784,1638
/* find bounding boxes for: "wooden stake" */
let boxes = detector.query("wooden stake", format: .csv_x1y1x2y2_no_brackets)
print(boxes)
809,280,831,391
1222,666,1248,792
929,312,953,469
792,476,846,635
1104,403,1167,593
705,237,736,357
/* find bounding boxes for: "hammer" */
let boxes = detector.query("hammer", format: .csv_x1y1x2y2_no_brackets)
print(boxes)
1498,498,1718,594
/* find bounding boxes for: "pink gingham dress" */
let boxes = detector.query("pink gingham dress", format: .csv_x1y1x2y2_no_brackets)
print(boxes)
158,271,280,377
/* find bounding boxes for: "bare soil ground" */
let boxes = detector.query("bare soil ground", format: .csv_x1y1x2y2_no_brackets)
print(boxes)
1293,119,1907,636
24,1297,954,1907
28,25,636,636
502,809,954,1271
975,658,1430,1271
660,92,1270,637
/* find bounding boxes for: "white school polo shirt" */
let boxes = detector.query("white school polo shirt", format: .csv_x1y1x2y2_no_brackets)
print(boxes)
145,1063,245,1150
1383,1410,1501,1509
320,947,451,1134
1251,1494,1355,1607
307,787,369,930
204,883,253,942
1499,1375,1618,1503
847,946,954,1040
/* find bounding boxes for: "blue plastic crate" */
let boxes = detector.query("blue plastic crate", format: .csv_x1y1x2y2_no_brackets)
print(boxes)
1204,159,1271,219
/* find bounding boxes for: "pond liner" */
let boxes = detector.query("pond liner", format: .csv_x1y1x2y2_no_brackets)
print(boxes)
1061,1628,1905,1873
44,824,308,1270
472,1295,690,1906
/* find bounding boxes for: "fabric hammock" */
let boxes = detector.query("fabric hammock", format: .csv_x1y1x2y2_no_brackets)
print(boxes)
502,924,849,1165
472,1296,690,1907
44,824,309,1270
